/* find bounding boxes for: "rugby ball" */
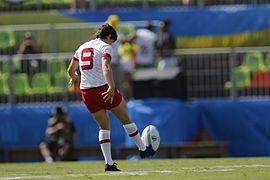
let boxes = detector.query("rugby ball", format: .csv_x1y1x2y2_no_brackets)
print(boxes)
141,125,160,151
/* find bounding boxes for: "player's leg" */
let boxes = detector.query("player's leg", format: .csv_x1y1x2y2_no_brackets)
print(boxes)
111,100,146,152
81,87,119,171
111,99,156,158
92,109,119,171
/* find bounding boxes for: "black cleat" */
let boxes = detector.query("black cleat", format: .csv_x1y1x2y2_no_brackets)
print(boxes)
139,147,156,159
105,163,120,172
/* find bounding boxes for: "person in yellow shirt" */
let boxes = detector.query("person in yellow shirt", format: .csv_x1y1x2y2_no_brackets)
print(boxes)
118,38,138,100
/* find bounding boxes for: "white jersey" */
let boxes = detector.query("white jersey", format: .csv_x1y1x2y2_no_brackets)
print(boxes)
136,29,157,65
73,38,113,89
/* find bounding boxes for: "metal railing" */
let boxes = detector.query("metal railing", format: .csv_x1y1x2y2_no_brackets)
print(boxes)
0,21,160,55
0,53,80,105
1,46,270,105
176,46,270,100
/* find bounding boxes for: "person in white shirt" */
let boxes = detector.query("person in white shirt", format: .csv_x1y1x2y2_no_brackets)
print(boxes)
131,23,157,69
67,23,155,172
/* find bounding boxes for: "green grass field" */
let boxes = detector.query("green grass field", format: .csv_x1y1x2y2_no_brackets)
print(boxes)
1,158,270,180
0,11,79,25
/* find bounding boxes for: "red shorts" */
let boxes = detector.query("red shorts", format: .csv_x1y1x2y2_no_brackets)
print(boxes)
81,84,122,113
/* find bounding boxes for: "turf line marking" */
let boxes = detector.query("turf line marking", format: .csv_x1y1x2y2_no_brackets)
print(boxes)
214,164,270,168
193,169,234,172
94,170,176,176
0,175,56,180
0,174,86,180
181,164,270,173
0,170,176,179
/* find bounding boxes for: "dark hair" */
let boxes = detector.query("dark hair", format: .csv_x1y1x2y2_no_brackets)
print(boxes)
145,22,153,31
50,106,67,118
95,23,118,42
161,19,171,29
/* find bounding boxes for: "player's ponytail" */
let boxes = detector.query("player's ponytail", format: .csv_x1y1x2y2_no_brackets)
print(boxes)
95,23,118,42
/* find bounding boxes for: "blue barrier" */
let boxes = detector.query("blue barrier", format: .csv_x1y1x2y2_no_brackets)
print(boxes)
194,99,270,157
0,103,125,149
60,5,270,47
125,98,199,147
1,98,270,157
60,5,270,36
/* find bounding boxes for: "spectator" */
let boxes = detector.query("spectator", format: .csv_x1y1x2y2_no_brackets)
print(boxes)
118,37,137,100
156,19,177,70
39,107,77,163
130,22,157,69
106,14,124,93
17,32,42,82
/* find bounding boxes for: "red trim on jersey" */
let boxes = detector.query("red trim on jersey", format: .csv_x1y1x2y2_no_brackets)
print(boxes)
101,53,111,60
100,139,110,144
129,130,139,137
73,57,79,61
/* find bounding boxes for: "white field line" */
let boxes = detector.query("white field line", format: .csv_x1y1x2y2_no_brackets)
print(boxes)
1,164,270,179
0,174,85,180
0,175,56,180
94,170,176,176
181,164,270,173
192,169,235,172
0,170,175,179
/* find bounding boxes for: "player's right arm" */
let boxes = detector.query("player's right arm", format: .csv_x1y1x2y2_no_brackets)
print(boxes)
67,57,79,86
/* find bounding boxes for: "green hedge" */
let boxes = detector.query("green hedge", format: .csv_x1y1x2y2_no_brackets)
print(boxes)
0,0,182,10
0,0,70,10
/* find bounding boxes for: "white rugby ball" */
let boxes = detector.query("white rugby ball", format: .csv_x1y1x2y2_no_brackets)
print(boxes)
141,125,160,151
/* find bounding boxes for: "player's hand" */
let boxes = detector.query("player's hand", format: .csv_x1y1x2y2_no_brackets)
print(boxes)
68,78,74,87
69,75,80,87
102,86,115,104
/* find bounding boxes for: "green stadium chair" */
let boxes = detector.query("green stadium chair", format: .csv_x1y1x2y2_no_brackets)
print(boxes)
51,72,68,93
1,58,20,75
265,53,270,70
47,59,66,82
242,51,265,72
0,28,16,49
13,73,31,95
31,73,52,94
225,66,251,89
1,61,9,75
0,74,9,95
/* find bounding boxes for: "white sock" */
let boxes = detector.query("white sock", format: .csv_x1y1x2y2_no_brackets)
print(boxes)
123,123,146,151
45,157,53,163
99,129,113,165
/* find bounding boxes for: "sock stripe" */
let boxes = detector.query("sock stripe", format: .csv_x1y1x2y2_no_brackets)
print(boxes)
100,139,110,144
129,130,138,137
